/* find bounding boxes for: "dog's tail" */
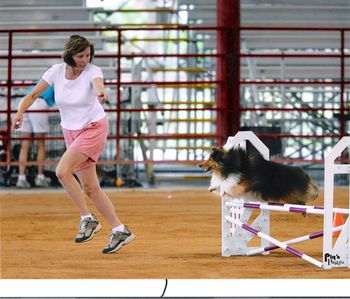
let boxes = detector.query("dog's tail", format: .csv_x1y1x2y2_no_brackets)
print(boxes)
305,179,319,202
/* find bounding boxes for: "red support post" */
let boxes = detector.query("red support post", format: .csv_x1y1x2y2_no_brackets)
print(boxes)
6,32,13,164
216,0,240,143
340,30,345,137
116,30,122,161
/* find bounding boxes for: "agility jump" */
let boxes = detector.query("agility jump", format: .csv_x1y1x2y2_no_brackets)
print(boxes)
220,131,350,269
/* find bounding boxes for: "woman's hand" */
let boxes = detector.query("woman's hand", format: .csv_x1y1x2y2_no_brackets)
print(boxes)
11,113,23,132
97,89,109,104
92,77,109,104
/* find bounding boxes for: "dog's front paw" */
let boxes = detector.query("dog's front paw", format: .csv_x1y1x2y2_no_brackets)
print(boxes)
208,185,219,192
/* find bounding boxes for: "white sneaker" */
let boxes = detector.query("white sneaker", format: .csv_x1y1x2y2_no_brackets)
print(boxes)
35,177,50,187
75,214,101,243
102,226,135,254
16,179,31,188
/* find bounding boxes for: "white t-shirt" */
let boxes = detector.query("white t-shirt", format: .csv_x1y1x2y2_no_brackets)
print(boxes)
42,62,106,130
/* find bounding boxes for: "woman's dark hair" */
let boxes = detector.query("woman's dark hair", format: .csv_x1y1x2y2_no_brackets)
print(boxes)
63,35,94,67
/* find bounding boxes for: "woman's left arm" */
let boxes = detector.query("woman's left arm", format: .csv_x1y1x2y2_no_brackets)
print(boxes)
92,77,108,104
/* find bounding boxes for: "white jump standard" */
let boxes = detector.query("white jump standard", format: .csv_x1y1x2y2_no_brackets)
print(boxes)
245,224,344,256
226,216,323,268
221,131,350,269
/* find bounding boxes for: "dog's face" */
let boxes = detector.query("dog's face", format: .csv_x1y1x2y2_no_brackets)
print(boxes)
199,146,248,178
199,147,227,174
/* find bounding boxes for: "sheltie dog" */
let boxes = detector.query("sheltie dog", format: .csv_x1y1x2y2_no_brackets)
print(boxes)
199,146,318,205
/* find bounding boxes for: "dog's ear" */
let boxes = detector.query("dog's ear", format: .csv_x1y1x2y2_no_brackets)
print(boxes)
210,147,224,161
210,147,218,154
211,146,225,152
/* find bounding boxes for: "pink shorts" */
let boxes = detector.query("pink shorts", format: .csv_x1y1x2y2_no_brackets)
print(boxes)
62,116,108,171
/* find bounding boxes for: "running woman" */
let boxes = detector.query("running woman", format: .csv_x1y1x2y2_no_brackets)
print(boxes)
12,35,135,254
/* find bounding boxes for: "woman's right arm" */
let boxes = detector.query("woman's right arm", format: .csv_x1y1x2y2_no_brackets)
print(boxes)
11,79,50,131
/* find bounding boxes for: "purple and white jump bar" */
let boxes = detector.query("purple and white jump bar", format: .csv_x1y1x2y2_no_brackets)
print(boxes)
226,216,323,268
246,224,345,256
226,201,350,215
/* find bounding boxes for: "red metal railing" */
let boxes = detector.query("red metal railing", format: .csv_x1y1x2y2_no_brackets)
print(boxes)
240,27,350,140
0,27,222,166
0,26,349,167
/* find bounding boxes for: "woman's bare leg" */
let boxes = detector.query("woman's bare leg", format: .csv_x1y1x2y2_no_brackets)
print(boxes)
18,132,32,176
76,165,122,228
55,149,90,216
36,133,46,175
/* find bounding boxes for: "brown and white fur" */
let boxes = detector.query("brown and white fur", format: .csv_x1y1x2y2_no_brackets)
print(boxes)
199,146,318,205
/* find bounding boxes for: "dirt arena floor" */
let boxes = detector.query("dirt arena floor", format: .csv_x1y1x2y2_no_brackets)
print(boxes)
1,186,350,279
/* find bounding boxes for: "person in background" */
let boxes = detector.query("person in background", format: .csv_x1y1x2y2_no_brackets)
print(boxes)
12,35,135,254
16,83,55,188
